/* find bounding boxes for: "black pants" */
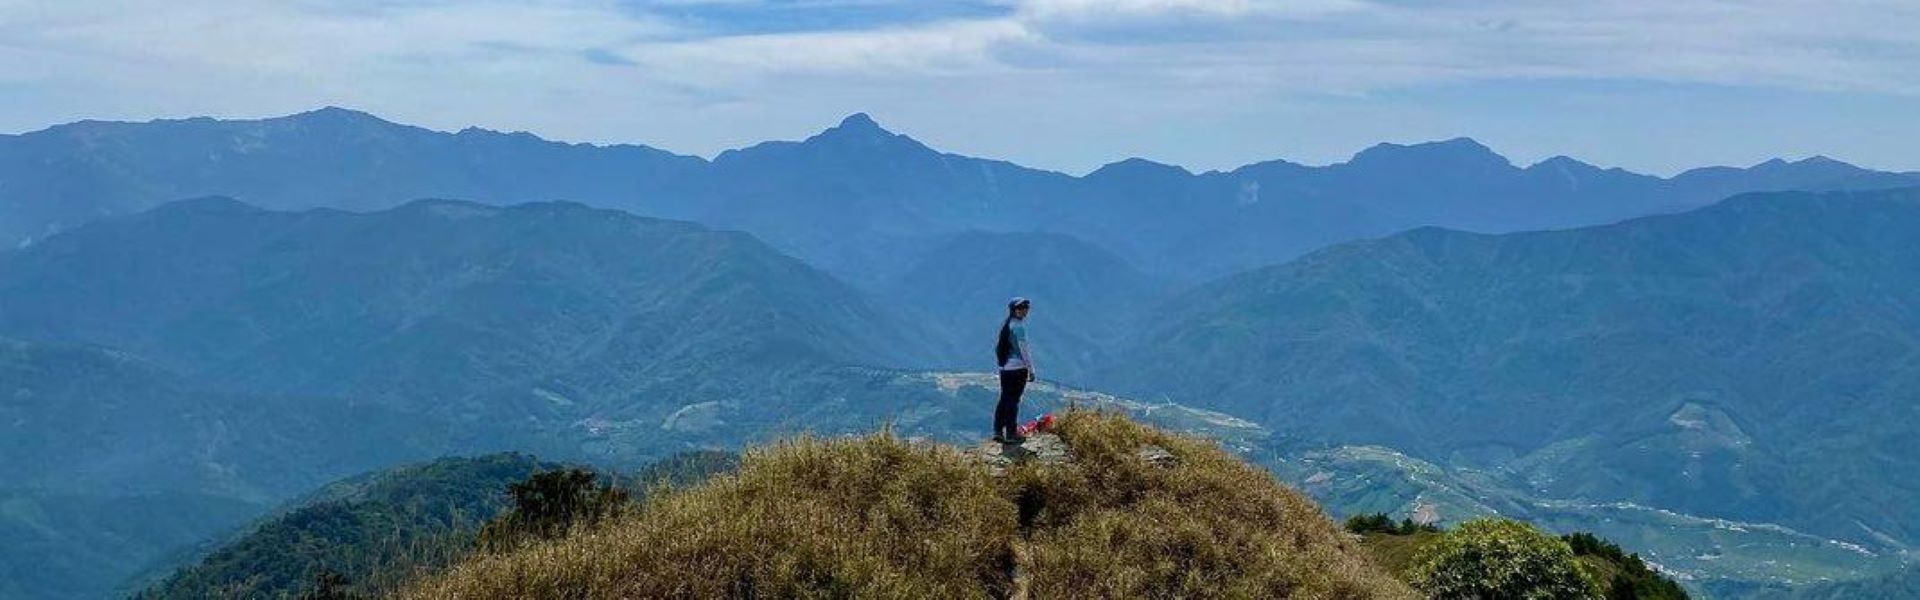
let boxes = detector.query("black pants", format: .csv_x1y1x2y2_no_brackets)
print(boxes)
995,368,1029,437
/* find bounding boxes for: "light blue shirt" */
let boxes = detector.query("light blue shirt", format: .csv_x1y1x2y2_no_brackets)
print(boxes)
1000,320,1029,371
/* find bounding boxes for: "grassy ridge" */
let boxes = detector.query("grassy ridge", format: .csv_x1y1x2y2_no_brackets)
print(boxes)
403,412,1412,598
134,451,741,599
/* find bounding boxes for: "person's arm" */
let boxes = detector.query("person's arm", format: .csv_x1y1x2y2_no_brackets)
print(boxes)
1020,335,1036,381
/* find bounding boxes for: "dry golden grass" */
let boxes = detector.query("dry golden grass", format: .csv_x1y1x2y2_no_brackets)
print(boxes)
1012,412,1414,599
400,412,1413,599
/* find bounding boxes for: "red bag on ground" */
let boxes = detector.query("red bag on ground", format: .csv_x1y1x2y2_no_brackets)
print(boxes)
1018,413,1056,436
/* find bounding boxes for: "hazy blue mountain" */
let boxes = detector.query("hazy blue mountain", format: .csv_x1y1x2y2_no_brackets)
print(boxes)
0,337,441,500
5,109,1915,283
0,199,933,599
0,197,932,419
0,489,258,600
679,114,1078,278
1099,187,1920,552
1669,156,1920,204
874,230,1164,382
0,107,702,247
129,453,560,600
0,338,437,600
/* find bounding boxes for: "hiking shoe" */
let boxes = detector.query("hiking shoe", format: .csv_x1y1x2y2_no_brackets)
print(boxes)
1003,433,1028,444
992,433,1009,444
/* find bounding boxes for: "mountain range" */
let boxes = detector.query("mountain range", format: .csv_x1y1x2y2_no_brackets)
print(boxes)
0,198,935,598
1099,187,1920,557
2,109,1919,598
7,108,1916,286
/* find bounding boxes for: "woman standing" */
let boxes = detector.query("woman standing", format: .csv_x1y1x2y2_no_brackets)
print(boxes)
994,297,1035,443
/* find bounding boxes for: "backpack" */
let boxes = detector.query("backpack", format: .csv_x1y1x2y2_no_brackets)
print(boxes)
995,317,1014,367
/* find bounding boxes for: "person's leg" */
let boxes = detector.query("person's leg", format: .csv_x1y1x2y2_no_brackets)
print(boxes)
1004,369,1029,439
995,369,1019,438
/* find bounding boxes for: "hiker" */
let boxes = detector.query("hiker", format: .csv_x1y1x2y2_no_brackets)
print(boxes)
994,297,1036,443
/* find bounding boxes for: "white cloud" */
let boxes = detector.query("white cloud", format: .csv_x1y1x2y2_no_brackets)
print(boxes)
7,0,1917,104
1019,0,1256,20
0,0,1916,174
622,19,1035,78
1015,0,1369,22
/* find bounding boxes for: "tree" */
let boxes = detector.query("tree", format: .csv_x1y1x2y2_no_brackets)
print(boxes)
478,468,630,550
1411,518,1602,600
1345,512,1439,535
296,569,360,600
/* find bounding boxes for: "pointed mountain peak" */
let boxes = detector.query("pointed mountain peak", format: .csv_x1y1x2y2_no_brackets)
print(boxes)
1349,137,1510,169
1527,155,1601,172
809,112,901,142
782,111,931,155
837,112,883,131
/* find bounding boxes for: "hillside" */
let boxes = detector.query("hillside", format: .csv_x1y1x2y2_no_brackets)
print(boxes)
0,197,931,407
0,199,931,599
1100,187,1920,555
0,337,434,600
131,454,558,599
400,412,1413,599
1755,565,1920,599
134,451,739,599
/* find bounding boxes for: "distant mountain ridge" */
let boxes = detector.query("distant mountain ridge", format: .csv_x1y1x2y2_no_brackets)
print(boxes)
0,198,936,599
1098,187,1920,557
0,197,928,409
5,108,1915,282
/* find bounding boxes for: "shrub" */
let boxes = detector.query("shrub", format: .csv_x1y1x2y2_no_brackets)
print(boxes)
1411,518,1603,600
295,569,361,600
477,468,630,550
1346,512,1441,535
1563,532,1689,599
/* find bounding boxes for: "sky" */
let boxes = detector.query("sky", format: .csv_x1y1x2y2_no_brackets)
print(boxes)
1,0,1917,175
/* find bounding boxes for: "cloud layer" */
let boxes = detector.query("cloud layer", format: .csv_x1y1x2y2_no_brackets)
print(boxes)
1,0,1916,174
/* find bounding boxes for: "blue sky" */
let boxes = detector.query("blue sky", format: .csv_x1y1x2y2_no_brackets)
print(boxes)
1,0,1916,175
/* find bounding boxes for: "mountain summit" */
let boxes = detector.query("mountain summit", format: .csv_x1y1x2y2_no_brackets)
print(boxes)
799,111,921,150
831,111,887,134
1347,137,1511,170
399,412,1414,598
